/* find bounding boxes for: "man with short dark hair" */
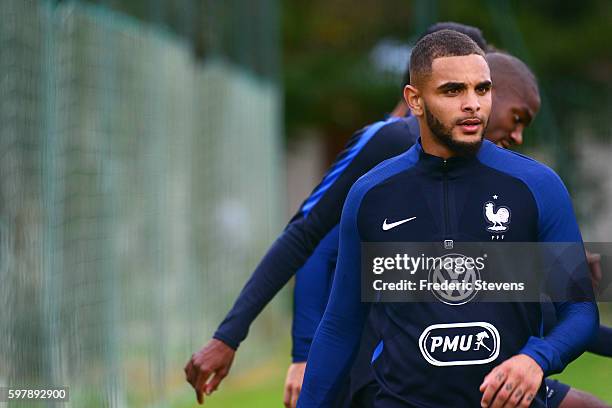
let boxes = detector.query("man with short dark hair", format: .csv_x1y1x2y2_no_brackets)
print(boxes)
297,30,598,408
289,49,611,408
397,21,488,105
285,50,545,408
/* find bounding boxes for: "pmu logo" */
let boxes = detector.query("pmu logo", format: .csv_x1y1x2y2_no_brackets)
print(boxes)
419,322,500,366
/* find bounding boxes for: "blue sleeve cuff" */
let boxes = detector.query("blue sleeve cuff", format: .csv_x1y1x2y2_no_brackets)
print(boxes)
292,337,311,362
212,331,239,351
519,336,562,376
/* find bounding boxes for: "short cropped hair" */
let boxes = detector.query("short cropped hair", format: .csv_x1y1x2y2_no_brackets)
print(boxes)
486,51,539,99
422,22,488,51
409,30,486,87
401,22,488,89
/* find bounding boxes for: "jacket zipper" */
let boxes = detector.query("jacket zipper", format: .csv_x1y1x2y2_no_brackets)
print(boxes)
442,159,450,239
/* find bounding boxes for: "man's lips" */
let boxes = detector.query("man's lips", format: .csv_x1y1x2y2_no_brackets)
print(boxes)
457,118,482,134
458,118,482,125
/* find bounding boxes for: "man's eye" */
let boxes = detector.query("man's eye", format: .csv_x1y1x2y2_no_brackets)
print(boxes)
513,114,522,124
445,88,460,95
476,86,490,95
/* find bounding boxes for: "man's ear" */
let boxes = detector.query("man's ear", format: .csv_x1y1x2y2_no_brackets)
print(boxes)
404,84,423,117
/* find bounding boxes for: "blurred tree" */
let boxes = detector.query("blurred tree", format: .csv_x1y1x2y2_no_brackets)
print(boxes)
283,0,413,141
282,0,611,156
75,0,611,154
79,0,280,79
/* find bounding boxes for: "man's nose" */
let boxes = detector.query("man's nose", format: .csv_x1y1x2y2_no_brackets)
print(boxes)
510,126,524,146
462,91,481,113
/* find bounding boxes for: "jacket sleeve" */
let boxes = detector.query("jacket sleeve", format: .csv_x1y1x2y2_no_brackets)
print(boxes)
297,178,370,407
587,325,612,357
213,118,413,348
519,169,599,375
292,225,339,362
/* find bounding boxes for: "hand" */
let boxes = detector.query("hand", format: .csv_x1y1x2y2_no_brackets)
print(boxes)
586,250,602,294
184,338,236,404
283,362,306,408
479,354,543,408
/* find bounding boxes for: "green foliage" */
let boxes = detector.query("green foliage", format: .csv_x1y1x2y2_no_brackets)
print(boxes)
283,0,414,135
282,0,612,145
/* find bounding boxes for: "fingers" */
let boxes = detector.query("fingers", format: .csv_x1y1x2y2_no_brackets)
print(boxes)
482,355,543,408
480,370,505,407
291,383,300,408
284,381,301,408
184,356,202,389
506,386,535,408
504,386,523,407
205,368,228,395
188,356,223,399
184,358,194,383
185,340,237,404
517,382,540,408
185,356,207,404
518,389,536,407
283,382,292,408
199,372,212,395
191,355,213,401
190,364,227,404
484,373,538,408
490,378,515,408
283,363,306,408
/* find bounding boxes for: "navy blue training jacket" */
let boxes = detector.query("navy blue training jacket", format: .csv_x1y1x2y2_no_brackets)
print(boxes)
298,140,598,408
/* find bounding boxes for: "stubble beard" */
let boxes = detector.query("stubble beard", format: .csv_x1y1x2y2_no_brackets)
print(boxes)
424,104,485,157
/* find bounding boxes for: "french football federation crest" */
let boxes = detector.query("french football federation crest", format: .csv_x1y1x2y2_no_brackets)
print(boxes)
483,200,511,232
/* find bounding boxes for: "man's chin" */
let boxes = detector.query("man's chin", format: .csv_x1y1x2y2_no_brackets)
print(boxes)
452,131,484,144
447,132,483,156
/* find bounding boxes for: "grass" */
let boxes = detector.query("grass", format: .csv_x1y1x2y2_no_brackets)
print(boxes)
551,352,612,403
172,351,611,407
173,308,612,407
171,350,287,408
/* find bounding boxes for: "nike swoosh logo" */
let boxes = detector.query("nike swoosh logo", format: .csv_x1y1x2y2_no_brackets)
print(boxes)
382,216,417,231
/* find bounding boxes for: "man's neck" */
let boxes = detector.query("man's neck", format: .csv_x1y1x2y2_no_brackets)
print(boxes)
419,125,455,159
